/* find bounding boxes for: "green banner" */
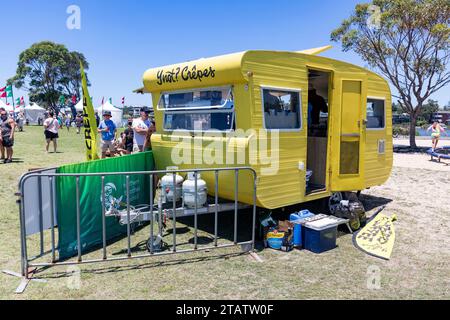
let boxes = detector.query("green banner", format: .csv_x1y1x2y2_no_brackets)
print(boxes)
56,152,154,260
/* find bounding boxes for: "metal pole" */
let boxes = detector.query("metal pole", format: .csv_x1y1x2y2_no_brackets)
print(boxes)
19,184,28,277
49,177,56,263
252,172,257,251
214,170,219,247
76,176,82,262
149,174,154,254
234,169,238,244
172,173,177,252
37,175,44,256
194,171,198,250
126,176,131,257
101,176,107,260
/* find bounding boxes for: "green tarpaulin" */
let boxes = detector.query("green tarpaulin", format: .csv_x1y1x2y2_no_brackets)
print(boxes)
56,152,154,260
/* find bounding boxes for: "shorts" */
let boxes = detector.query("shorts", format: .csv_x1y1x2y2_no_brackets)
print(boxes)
101,140,116,152
1,136,14,148
45,130,59,141
431,133,440,138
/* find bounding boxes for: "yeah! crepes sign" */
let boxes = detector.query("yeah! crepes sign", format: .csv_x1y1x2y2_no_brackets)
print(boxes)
156,64,216,86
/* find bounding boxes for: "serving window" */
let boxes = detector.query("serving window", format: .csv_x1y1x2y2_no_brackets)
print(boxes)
262,87,302,130
160,86,235,131
366,98,385,129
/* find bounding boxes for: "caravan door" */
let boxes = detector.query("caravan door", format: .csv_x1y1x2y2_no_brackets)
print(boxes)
330,77,366,191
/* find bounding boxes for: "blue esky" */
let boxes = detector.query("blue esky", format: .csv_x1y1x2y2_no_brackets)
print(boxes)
0,0,448,107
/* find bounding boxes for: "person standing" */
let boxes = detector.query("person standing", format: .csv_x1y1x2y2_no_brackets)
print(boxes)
0,107,5,160
143,119,156,151
17,112,25,132
75,113,83,134
98,111,117,158
132,107,151,152
44,111,61,153
65,115,71,132
0,109,16,163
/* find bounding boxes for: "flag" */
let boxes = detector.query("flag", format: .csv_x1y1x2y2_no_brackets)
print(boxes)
15,98,20,106
5,86,13,98
6,85,13,98
72,95,77,104
80,61,99,161
20,97,25,106
59,95,66,105
0,91,5,98
0,86,5,92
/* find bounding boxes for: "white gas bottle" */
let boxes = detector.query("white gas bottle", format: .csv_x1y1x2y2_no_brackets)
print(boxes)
161,167,184,202
182,172,208,208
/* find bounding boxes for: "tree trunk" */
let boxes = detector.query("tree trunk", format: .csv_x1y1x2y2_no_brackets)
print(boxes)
409,114,417,149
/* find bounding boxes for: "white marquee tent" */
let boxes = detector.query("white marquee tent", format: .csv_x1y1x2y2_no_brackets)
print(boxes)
75,99,84,112
75,98,101,113
97,101,123,127
24,103,46,125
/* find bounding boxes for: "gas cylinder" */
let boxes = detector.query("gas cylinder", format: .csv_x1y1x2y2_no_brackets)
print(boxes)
160,166,184,202
182,172,208,208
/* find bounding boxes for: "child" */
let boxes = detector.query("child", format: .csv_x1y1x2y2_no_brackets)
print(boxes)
427,122,446,151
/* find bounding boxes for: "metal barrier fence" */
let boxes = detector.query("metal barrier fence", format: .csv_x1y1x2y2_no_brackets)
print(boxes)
17,167,257,280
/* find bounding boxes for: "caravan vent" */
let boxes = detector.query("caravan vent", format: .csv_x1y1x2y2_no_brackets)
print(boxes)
378,140,386,154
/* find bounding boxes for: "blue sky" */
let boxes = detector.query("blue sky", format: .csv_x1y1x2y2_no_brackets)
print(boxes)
0,0,448,107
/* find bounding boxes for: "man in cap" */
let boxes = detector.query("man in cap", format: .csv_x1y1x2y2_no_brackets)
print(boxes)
97,110,117,158
132,107,151,152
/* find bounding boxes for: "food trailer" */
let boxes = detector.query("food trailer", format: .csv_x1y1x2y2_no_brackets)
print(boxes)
137,46,393,211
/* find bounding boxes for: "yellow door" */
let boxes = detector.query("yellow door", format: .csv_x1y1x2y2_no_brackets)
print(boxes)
331,79,365,191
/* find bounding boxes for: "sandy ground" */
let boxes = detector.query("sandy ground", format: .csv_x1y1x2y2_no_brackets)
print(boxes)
358,141,450,298
394,138,450,171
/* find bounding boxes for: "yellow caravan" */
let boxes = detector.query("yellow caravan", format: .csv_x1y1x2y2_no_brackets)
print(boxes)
138,47,393,211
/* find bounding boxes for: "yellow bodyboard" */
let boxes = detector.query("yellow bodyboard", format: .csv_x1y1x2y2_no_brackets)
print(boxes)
354,211,396,260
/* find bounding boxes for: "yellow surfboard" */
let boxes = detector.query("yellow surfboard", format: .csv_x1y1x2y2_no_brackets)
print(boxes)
354,207,396,260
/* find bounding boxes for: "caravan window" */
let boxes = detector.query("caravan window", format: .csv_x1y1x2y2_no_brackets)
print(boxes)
262,87,301,130
160,86,235,131
158,87,233,111
367,98,385,129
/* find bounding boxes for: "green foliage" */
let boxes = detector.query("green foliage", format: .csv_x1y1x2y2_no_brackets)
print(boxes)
416,119,428,127
8,41,89,110
393,124,410,136
331,0,450,147
417,99,440,123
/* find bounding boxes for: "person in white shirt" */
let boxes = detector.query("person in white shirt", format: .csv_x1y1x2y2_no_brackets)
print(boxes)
132,107,151,152
43,111,61,153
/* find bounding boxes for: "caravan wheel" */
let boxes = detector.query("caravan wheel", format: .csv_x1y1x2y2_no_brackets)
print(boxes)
328,192,344,214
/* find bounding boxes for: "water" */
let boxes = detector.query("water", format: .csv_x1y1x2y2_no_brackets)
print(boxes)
416,128,450,137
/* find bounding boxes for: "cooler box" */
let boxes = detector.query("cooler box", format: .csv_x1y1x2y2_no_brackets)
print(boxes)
304,219,338,253
290,210,315,247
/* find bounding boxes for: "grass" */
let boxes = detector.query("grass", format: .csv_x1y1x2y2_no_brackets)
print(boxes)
0,126,449,300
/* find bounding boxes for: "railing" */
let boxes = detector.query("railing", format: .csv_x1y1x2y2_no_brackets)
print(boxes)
17,167,257,279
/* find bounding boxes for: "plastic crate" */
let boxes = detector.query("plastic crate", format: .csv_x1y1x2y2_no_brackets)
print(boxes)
304,225,337,253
